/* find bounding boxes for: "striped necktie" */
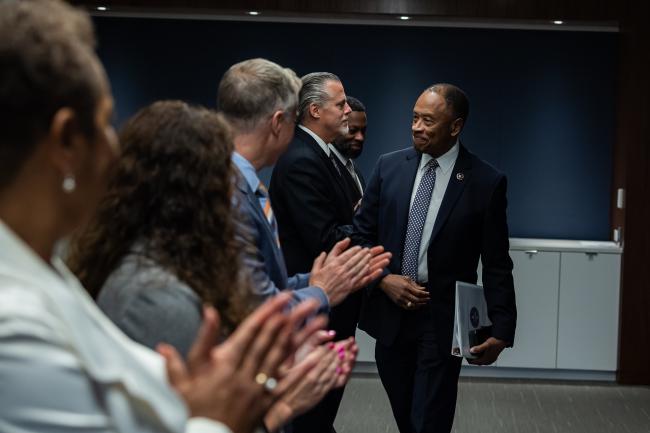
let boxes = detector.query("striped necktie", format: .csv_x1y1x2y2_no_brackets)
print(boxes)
256,181,280,248
345,159,363,195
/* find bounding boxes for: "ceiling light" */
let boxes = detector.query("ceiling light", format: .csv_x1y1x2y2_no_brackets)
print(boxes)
96,6,108,11
248,11,260,16
399,16,410,21
553,20,563,25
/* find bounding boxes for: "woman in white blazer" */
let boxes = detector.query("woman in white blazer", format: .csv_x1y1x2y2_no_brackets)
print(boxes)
0,1,324,432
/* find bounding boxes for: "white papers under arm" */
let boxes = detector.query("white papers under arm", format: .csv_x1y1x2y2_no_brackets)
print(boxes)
451,281,492,359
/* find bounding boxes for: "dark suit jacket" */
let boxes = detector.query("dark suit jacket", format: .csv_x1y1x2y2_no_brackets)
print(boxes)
352,145,517,353
269,126,363,340
355,165,366,191
232,168,328,312
269,126,356,275
331,154,365,204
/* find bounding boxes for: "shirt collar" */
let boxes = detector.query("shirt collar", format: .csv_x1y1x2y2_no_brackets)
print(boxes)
298,124,331,157
232,151,262,193
419,140,460,174
328,144,350,166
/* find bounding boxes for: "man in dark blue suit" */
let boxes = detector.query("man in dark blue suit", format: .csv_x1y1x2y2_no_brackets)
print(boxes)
352,84,517,433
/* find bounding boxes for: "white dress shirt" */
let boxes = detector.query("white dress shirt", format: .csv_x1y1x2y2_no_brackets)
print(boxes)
408,141,459,283
0,220,231,433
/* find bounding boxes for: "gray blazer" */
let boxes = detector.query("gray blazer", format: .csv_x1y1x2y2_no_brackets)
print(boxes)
98,253,202,359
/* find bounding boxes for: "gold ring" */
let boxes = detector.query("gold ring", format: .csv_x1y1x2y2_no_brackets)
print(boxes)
255,373,268,385
255,372,277,392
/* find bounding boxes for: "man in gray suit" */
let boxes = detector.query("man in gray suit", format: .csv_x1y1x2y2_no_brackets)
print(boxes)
217,58,390,315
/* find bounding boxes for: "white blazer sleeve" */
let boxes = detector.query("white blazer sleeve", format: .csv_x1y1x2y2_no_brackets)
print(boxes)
186,418,233,433
0,311,117,432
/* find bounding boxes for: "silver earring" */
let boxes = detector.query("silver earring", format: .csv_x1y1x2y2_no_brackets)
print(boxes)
62,174,76,193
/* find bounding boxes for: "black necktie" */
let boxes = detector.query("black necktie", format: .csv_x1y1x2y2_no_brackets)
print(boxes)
329,152,343,177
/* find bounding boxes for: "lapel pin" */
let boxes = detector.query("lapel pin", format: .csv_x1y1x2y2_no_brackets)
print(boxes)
456,173,465,181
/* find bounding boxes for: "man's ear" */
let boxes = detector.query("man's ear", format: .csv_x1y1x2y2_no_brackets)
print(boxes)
308,102,321,120
450,118,464,137
270,110,286,137
47,107,85,177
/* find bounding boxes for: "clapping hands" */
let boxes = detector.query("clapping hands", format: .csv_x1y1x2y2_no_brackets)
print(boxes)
158,293,327,433
310,238,392,306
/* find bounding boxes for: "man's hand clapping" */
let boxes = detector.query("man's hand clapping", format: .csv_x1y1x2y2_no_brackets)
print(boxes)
309,238,391,306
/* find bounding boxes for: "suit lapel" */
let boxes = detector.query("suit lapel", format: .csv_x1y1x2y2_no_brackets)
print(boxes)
355,166,366,191
395,148,422,264
235,171,289,283
335,157,362,203
427,144,472,247
296,127,355,209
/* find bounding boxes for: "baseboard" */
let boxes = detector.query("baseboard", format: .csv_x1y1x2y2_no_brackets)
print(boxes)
352,361,616,382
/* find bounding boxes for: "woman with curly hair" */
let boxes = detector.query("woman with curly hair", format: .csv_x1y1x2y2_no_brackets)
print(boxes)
67,100,252,355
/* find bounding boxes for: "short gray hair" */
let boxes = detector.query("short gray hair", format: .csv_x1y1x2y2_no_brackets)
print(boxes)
297,72,341,123
217,58,301,132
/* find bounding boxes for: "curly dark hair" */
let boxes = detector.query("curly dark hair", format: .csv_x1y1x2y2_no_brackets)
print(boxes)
67,100,252,332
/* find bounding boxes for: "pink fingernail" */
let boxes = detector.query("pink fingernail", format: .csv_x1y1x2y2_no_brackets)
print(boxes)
336,367,342,374
328,330,336,336
328,342,335,350
338,351,345,360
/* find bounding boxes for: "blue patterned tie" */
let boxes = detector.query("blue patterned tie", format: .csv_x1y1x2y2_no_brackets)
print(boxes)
400,158,439,282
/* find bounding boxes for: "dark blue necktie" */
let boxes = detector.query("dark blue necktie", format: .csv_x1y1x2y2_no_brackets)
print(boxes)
400,158,439,282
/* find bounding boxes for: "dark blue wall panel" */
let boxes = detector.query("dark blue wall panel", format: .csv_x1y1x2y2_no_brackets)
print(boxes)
95,17,617,240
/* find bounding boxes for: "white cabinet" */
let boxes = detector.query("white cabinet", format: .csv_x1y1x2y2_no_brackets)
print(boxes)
556,252,621,371
498,250,560,369
354,239,622,377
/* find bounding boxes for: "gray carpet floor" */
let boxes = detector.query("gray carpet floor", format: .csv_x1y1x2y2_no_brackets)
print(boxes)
334,375,650,433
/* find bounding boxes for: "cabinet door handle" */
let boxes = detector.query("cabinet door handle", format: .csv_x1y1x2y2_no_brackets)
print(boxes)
524,250,538,256
585,252,599,258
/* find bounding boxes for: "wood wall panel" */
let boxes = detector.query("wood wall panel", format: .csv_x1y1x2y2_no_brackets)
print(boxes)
616,0,650,385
